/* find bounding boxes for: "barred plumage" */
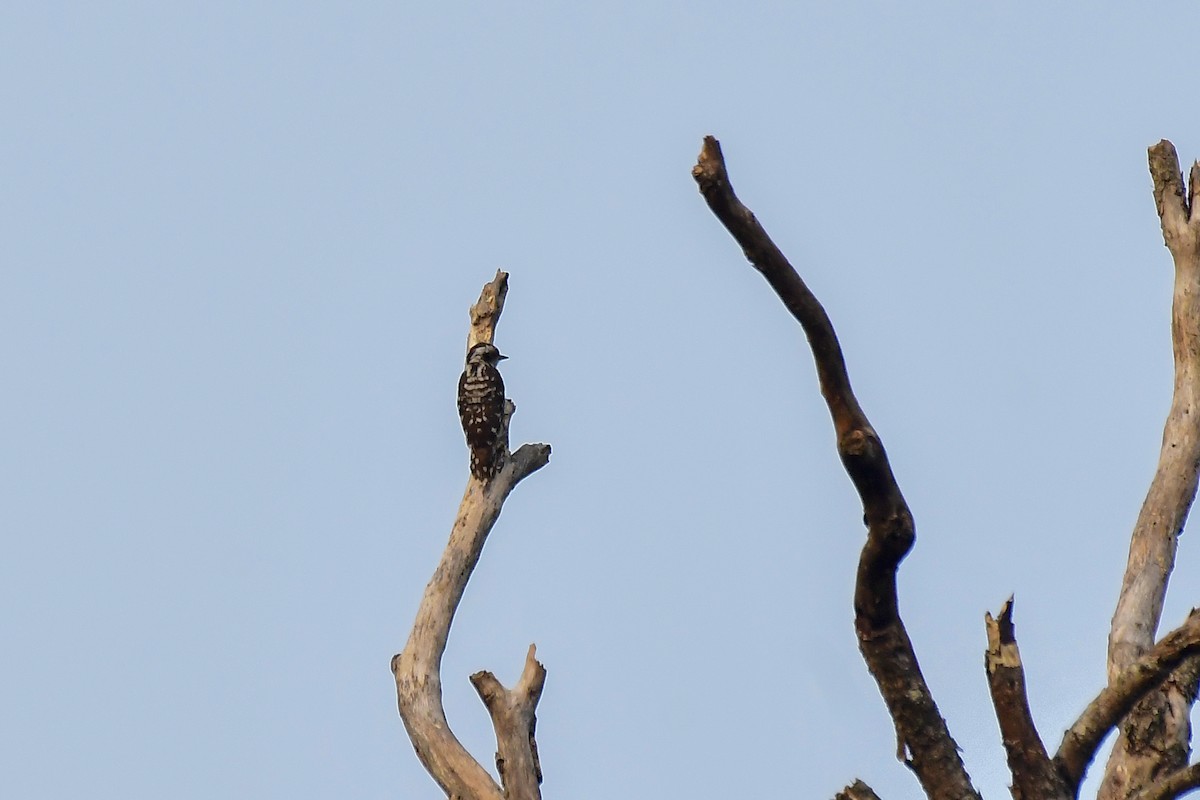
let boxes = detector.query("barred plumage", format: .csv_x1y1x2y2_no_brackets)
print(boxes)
457,342,508,481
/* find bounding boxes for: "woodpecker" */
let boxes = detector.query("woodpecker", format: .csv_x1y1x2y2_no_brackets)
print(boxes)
457,342,508,481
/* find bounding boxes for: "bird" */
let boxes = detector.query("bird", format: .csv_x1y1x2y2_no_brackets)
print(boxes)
457,342,508,481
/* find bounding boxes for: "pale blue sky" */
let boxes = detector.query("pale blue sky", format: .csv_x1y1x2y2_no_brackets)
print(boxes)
3,3,1199,798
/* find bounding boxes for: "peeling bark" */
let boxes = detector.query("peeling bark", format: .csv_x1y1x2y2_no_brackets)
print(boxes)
1102,142,1200,800
393,272,551,800
693,135,980,800
985,598,1069,800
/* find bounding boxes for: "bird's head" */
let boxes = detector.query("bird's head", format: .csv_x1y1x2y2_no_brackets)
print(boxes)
465,342,508,366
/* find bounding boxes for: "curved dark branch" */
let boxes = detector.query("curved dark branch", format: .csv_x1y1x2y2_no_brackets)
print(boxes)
693,135,979,800
1132,763,1200,800
1058,609,1200,792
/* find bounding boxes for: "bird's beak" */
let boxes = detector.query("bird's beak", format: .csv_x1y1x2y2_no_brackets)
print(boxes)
498,354,509,361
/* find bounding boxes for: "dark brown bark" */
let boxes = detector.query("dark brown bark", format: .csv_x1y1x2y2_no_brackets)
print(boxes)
692,135,980,800
1131,762,1200,800
1102,141,1200,800
985,598,1069,800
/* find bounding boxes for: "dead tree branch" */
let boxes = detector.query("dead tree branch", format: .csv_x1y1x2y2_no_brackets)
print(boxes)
983,600,1198,796
692,135,980,800
836,779,885,800
467,271,510,351
393,271,551,800
470,645,546,798
1101,141,1200,800
1058,609,1200,793
1132,762,1200,800
985,598,1069,800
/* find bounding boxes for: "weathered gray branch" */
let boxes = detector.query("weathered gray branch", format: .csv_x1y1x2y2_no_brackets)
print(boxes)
1058,609,1200,793
393,271,551,800
467,271,510,351
1101,141,1200,800
693,135,980,800
470,644,546,799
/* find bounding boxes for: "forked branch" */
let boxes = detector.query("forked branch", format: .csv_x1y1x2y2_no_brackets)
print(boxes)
393,271,551,800
693,135,979,800
1101,141,1200,800
1058,609,1200,793
470,644,546,798
981,603,1200,798
836,779,885,800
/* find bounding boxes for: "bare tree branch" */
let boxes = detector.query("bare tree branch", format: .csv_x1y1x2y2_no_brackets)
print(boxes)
393,272,551,800
1057,609,1200,792
692,135,980,800
470,644,546,799
985,598,1069,800
1132,762,1200,800
467,271,509,351
1102,141,1200,800
836,779,885,800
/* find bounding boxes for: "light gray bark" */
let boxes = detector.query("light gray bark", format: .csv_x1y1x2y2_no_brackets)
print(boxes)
1101,142,1200,800
393,271,551,800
